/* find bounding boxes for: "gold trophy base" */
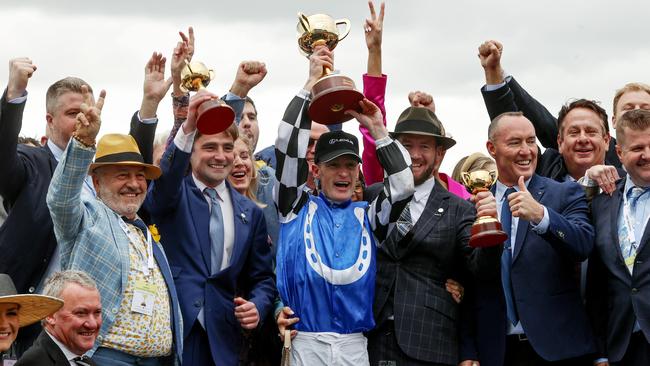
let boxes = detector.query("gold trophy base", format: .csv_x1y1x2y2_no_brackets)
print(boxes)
196,99,235,135
469,216,508,248
309,74,363,125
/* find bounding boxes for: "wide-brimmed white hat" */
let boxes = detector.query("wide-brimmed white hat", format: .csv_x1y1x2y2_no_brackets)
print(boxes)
0,274,63,327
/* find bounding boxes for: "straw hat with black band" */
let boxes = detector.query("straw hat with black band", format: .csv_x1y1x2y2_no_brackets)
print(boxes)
389,107,456,150
89,134,161,179
0,274,63,327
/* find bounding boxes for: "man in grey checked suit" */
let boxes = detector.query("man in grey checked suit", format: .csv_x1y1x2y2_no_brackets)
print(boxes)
46,87,183,365
367,106,499,366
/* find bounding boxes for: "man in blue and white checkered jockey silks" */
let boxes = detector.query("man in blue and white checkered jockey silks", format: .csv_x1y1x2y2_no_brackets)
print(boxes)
273,46,414,366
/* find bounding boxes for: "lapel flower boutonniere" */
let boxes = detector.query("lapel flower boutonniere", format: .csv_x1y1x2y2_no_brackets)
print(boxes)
148,224,161,242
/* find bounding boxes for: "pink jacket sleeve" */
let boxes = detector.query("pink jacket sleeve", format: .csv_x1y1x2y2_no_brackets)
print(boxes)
361,73,388,186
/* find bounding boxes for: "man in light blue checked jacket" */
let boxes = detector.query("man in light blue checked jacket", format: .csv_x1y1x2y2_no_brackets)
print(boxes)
46,86,183,366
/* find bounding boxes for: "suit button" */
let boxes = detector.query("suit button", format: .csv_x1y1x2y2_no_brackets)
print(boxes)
194,300,202,307
632,288,639,293
28,287,35,293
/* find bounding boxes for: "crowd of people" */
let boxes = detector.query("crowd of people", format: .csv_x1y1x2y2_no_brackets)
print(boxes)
0,2,649,366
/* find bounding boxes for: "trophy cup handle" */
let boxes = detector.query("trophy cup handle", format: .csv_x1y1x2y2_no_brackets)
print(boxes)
335,18,351,41
298,12,311,33
461,172,471,187
489,170,498,183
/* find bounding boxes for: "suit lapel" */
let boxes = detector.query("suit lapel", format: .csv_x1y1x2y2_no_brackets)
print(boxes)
151,240,181,355
403,184,448,256
187,177,212,272
513,175,544,262
228,183,250,268
39,331,72,365
44,144,58,176
609,181,627,265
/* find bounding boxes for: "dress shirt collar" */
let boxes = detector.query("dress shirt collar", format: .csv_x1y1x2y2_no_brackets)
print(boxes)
495,177,532,202
46,329,83,362
192,174,227,202
414,176,436,203
47,139,65,162
625,174,650,194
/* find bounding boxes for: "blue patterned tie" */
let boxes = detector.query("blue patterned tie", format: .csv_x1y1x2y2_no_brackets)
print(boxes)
501,187,518,326
205,188,224,275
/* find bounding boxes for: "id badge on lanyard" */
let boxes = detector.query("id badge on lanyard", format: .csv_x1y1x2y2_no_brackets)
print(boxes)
119,219,157,316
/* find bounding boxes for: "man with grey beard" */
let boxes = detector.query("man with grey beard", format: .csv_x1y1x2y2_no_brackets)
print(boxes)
46,86,183,365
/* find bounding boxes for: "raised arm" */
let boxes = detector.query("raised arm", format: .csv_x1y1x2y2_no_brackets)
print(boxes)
347,100,414,242
478,40,559,149
228,60,267,125
0,58,37,200
274,46,333,219
146,91,214,216
47,86,105,264
360,1,387,186
166,27,194,147
130,52,172,164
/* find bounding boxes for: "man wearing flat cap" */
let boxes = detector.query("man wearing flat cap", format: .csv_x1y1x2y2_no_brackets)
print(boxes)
46,88,183,366
368,107,498,366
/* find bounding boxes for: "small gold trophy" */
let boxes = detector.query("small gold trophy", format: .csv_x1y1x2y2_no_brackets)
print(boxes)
297,12,364,125
461,170,508,248
180,61,234,135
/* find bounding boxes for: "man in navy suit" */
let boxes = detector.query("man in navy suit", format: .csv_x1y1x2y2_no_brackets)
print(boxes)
145,89,275,366
588,109,650,365
462,112,597,366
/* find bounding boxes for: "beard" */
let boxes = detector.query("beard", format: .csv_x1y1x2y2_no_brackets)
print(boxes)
413,162,436,186
97,185,144,218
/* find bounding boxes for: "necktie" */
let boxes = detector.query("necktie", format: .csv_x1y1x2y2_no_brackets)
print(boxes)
628,186,649,211
619,186,650,274
73,356,94,366
123,217,149,238
500,187,518,326
205,188,225,275
396,202,413,238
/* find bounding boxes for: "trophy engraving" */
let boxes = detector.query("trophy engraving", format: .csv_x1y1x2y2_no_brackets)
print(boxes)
180,60,235,135
297,12,364,124
461,170,508,248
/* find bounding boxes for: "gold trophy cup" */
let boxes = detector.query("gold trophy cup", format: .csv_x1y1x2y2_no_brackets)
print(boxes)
461,170,508,248
180,61,235,135
297,12,364,125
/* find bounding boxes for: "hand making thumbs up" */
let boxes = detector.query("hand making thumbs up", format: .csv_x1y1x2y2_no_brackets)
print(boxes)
508,176,545,224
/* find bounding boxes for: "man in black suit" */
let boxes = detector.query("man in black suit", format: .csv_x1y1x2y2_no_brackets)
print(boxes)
0,55,167,352
16,270,101,366
588,109,650,365
367,106,499,366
